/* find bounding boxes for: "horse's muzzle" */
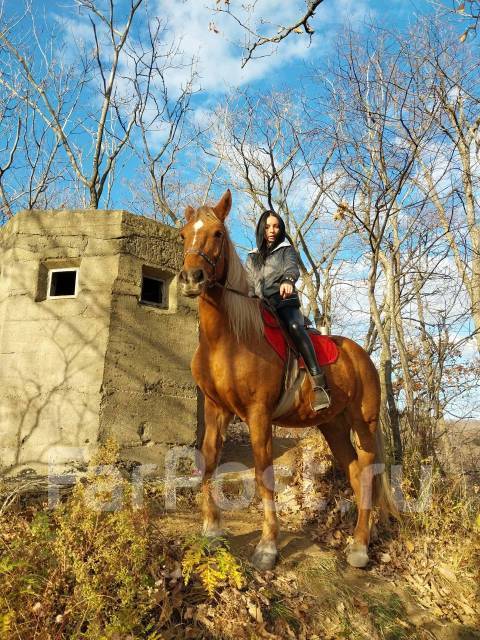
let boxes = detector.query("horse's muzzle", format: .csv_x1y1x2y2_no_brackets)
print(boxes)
179,268,206,297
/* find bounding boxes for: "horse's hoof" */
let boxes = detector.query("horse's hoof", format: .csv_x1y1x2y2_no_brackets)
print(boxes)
347,542,369,568
252,543,278,571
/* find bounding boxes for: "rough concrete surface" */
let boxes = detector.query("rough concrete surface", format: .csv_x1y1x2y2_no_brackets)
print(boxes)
0,209,199,477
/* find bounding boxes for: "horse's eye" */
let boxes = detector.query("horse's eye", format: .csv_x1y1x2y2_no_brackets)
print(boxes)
180,233,185,241
214,230,223,238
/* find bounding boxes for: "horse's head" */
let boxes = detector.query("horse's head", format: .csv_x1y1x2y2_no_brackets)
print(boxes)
178,190,232,297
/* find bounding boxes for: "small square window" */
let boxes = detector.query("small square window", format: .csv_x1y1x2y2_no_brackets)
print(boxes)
141,275,165,306
47,268,78,299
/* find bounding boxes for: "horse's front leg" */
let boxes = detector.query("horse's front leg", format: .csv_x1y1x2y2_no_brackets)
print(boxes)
248,409,279,571
201,396,232,538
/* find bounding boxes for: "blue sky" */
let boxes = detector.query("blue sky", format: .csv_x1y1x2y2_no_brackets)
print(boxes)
1,1,444,214
18,1,437,107
0,0,466,239
2,1,479,417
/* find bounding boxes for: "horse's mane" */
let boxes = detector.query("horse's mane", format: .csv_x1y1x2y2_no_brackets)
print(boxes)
194,207,263,343
223,232,264,343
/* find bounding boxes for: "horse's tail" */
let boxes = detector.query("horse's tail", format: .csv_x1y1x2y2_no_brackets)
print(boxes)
374,425,401,523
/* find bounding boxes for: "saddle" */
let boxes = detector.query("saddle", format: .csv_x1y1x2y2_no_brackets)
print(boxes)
261,303,339,419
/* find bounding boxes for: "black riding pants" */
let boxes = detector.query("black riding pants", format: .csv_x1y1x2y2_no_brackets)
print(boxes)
275,305,322,376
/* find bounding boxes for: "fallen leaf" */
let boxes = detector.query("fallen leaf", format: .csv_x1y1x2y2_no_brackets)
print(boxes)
353,596,369,616
436,563,456,583
247,600,263,623
169,563,182,579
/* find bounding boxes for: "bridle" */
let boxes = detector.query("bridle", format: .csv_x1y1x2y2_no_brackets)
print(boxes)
183,230,251,298
184,233,225,276
184,232,225,287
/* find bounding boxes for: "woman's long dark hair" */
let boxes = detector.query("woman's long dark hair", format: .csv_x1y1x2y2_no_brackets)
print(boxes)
255,210,287,264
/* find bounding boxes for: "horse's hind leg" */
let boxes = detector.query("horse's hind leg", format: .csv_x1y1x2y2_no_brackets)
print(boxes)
201,396,232,538
348,418,378,567
320,413,375,568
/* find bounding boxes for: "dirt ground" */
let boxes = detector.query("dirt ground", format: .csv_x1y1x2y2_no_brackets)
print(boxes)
156,427,480,640
159,509,478,640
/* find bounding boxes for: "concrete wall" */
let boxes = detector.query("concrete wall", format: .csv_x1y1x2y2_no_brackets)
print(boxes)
98,212,199,468
0,209,198,476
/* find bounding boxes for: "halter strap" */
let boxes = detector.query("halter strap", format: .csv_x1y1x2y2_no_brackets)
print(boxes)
184,248,218,270
183,232,254,298
184,234,226,287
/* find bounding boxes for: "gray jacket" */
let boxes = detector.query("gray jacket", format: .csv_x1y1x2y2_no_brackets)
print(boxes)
245,240,300,302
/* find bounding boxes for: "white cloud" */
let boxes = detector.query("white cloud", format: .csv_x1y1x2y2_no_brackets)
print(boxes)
156,0,370,94
461,336,479,360
53,14,94,51
192,105,214,129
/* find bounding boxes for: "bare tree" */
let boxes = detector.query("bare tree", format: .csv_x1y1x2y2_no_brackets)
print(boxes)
0,1,198,213
0,107,21,221
209,89,352,329
212,0,326,67
400,20,480,353
128,18,200,226
0,66,66,219
431,0,480,40
312,24,445,461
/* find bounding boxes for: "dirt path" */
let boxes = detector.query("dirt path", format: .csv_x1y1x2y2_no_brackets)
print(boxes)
159,507,479,639
156,431,479,640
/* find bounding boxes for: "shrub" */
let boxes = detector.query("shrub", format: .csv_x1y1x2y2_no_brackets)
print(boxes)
182,535,245,597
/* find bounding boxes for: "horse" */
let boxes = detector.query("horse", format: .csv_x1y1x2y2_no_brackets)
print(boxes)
178,189,397,571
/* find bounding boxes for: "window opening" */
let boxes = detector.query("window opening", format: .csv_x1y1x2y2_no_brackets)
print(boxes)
141,275,165,306
47,268,78,298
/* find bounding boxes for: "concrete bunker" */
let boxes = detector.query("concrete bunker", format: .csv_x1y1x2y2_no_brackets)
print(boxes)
0,209,200,477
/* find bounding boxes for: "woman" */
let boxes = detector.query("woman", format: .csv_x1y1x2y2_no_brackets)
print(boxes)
245,210,330,411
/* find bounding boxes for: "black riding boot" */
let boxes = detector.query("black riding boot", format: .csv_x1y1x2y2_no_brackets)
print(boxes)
275,305,331,411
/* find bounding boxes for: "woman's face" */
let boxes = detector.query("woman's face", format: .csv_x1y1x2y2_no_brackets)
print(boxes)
264,215,281,244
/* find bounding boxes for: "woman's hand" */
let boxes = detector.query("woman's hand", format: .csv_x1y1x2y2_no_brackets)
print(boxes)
280,282,294,299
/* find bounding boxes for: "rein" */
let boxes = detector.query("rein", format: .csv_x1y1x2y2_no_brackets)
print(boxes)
213,282,251,298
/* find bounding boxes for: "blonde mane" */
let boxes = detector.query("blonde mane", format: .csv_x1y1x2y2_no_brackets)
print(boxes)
193,206,264,343
223,233,264,343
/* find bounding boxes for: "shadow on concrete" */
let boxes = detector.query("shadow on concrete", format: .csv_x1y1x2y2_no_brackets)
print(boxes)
0,209,199,478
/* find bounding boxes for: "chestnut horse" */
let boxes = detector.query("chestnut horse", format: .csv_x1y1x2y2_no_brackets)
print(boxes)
178,190,397,570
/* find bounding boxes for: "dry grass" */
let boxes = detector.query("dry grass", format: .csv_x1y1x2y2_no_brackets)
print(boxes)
0,439,314,640
0,428,479,639
230,427,480,637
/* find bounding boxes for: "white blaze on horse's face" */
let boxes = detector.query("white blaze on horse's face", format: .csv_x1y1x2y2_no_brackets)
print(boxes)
192,219,204,247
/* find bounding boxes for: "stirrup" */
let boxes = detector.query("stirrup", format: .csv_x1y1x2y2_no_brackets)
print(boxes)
311,385,331,411
310,373,331,412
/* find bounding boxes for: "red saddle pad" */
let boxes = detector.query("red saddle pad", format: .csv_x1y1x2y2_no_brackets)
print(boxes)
262,308,338,366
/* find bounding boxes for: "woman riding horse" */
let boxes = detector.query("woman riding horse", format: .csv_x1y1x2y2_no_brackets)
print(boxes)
245,209,330,412
178,190,397,571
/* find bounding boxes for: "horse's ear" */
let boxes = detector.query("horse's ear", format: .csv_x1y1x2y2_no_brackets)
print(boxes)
185,205,195,222
212,189,232,222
